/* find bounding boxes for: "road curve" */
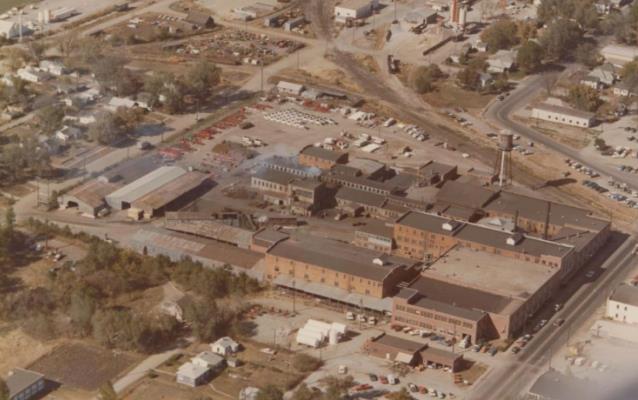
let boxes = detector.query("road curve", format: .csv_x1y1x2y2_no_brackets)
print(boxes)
485,73,638,191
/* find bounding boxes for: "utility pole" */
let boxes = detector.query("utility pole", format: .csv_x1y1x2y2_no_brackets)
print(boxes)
260,58,264,92
296,50,300,70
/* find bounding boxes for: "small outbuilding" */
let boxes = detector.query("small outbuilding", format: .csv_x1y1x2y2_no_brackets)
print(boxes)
184,11,215,28
176,362,210,387
5,368,46,400
211,337,240,356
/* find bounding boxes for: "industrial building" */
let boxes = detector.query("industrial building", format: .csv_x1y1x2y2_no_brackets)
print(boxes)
298,145,348,170
106,166,186,209
334,0,379,21
363,333,463,372
353,221,395,253
606,284,638,324
531,103,595,128
58,180,117,217
264,235,421,312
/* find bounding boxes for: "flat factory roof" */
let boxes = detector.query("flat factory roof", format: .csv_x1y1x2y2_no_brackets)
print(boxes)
267,236,415,282
106,166,186,208
372,334,427,354
132,171,207,211
425,246,557,301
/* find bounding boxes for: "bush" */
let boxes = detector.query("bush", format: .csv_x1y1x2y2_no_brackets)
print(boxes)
410,64,444,94
292,354,322,373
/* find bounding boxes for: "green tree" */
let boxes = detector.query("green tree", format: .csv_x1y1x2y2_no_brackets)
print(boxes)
457,67,480,90
480,18,519,52
184,58,221,105
574,42,600,68
568,84,602,112
26,41,48,62
621,60,638,89
291,383,319,400
410,64,443,94
540,20,583,61
386,387,414,400
98,381,118,400
88,112,126,145
182,297,234,342
516,40,544,74
256,385,284,400
322,376,354,400
292,354,322,373
36,104,65,135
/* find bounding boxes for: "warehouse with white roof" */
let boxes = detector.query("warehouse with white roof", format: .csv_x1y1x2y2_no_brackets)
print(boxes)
105,166,202,212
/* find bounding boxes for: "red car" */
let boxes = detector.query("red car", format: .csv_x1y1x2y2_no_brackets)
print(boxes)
380,376,389,384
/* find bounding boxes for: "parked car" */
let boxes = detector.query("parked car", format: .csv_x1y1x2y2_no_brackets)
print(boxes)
368,373,378,382
554,318,565,327
489,347,498,357
511,346,520,354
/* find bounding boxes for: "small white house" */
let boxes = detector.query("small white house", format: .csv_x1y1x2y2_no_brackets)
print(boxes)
17,67,46,83
39,60,66,76
176,362,210,387
531,103,595,128
613,81,637,97
55,126,83,142
601,44,638,67
606,284,638,324
211,337,240,356
589,64,617,86
580,76,602,90
0,21,24,39
487,50,517,74
334,0,379,21
276,81,304,96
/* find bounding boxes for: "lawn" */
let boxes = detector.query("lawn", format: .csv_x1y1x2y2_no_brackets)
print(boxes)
0,0,35,14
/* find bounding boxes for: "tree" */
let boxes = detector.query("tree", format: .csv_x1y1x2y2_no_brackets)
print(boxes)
292,354,322,373
69,286,98,335
36,104,65,135
410,64,444,94
540,20,582,61
256,385,284,400
480,19,518,52
568,84,602,112
322,376,354,400
574,42,600,68
184,58,221,104
88,112,126,145
386,388,414,400
516,41,544,74
457,67,480,90
621,61,638,89
182,297,234,341
291,384,320,400
26,41,48,62
0,377,8,400
98,381,118,400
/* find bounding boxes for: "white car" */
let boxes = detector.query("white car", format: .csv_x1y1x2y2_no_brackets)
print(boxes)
585,270,595,278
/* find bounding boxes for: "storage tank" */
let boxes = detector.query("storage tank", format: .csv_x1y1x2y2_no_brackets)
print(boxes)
499,132,513,151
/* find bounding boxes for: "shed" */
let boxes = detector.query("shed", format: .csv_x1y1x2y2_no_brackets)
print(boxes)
192,351,225,370
176,362,210,387
211,336,240,356
184,11,215,28
276,81,304,96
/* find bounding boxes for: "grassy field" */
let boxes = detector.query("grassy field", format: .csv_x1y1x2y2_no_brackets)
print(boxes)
0,0,35,14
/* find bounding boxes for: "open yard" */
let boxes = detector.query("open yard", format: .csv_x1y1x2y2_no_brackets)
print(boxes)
123,375,213,400
422,82,494,110
29,342,141,391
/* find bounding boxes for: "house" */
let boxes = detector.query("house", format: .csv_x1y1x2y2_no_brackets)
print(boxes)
276,80,304,96
39,60,66,76
284,16,305,32
5,368,46,400
16,67,46,83
0,21,24,39
404,8,438,25
211,336,240,356
613,81,637,97
108,96,148,111
239,387,261,400
588,64,617,86
474,41,488,53
487,50,517,73
191,351,226,371
55,126,83,142
580,76,602,90
601,44,638,67
176,362,210,387
531,103,595,128
184,11,215,28
334,0,379,21
606,284,638,324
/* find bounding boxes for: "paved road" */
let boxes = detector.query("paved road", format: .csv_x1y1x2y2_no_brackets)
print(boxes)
112,348,181,394
467,234,637,400
485,73,638,192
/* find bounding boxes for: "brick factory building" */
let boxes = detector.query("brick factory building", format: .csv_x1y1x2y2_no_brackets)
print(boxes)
298,145,348,170
264,235,421,312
